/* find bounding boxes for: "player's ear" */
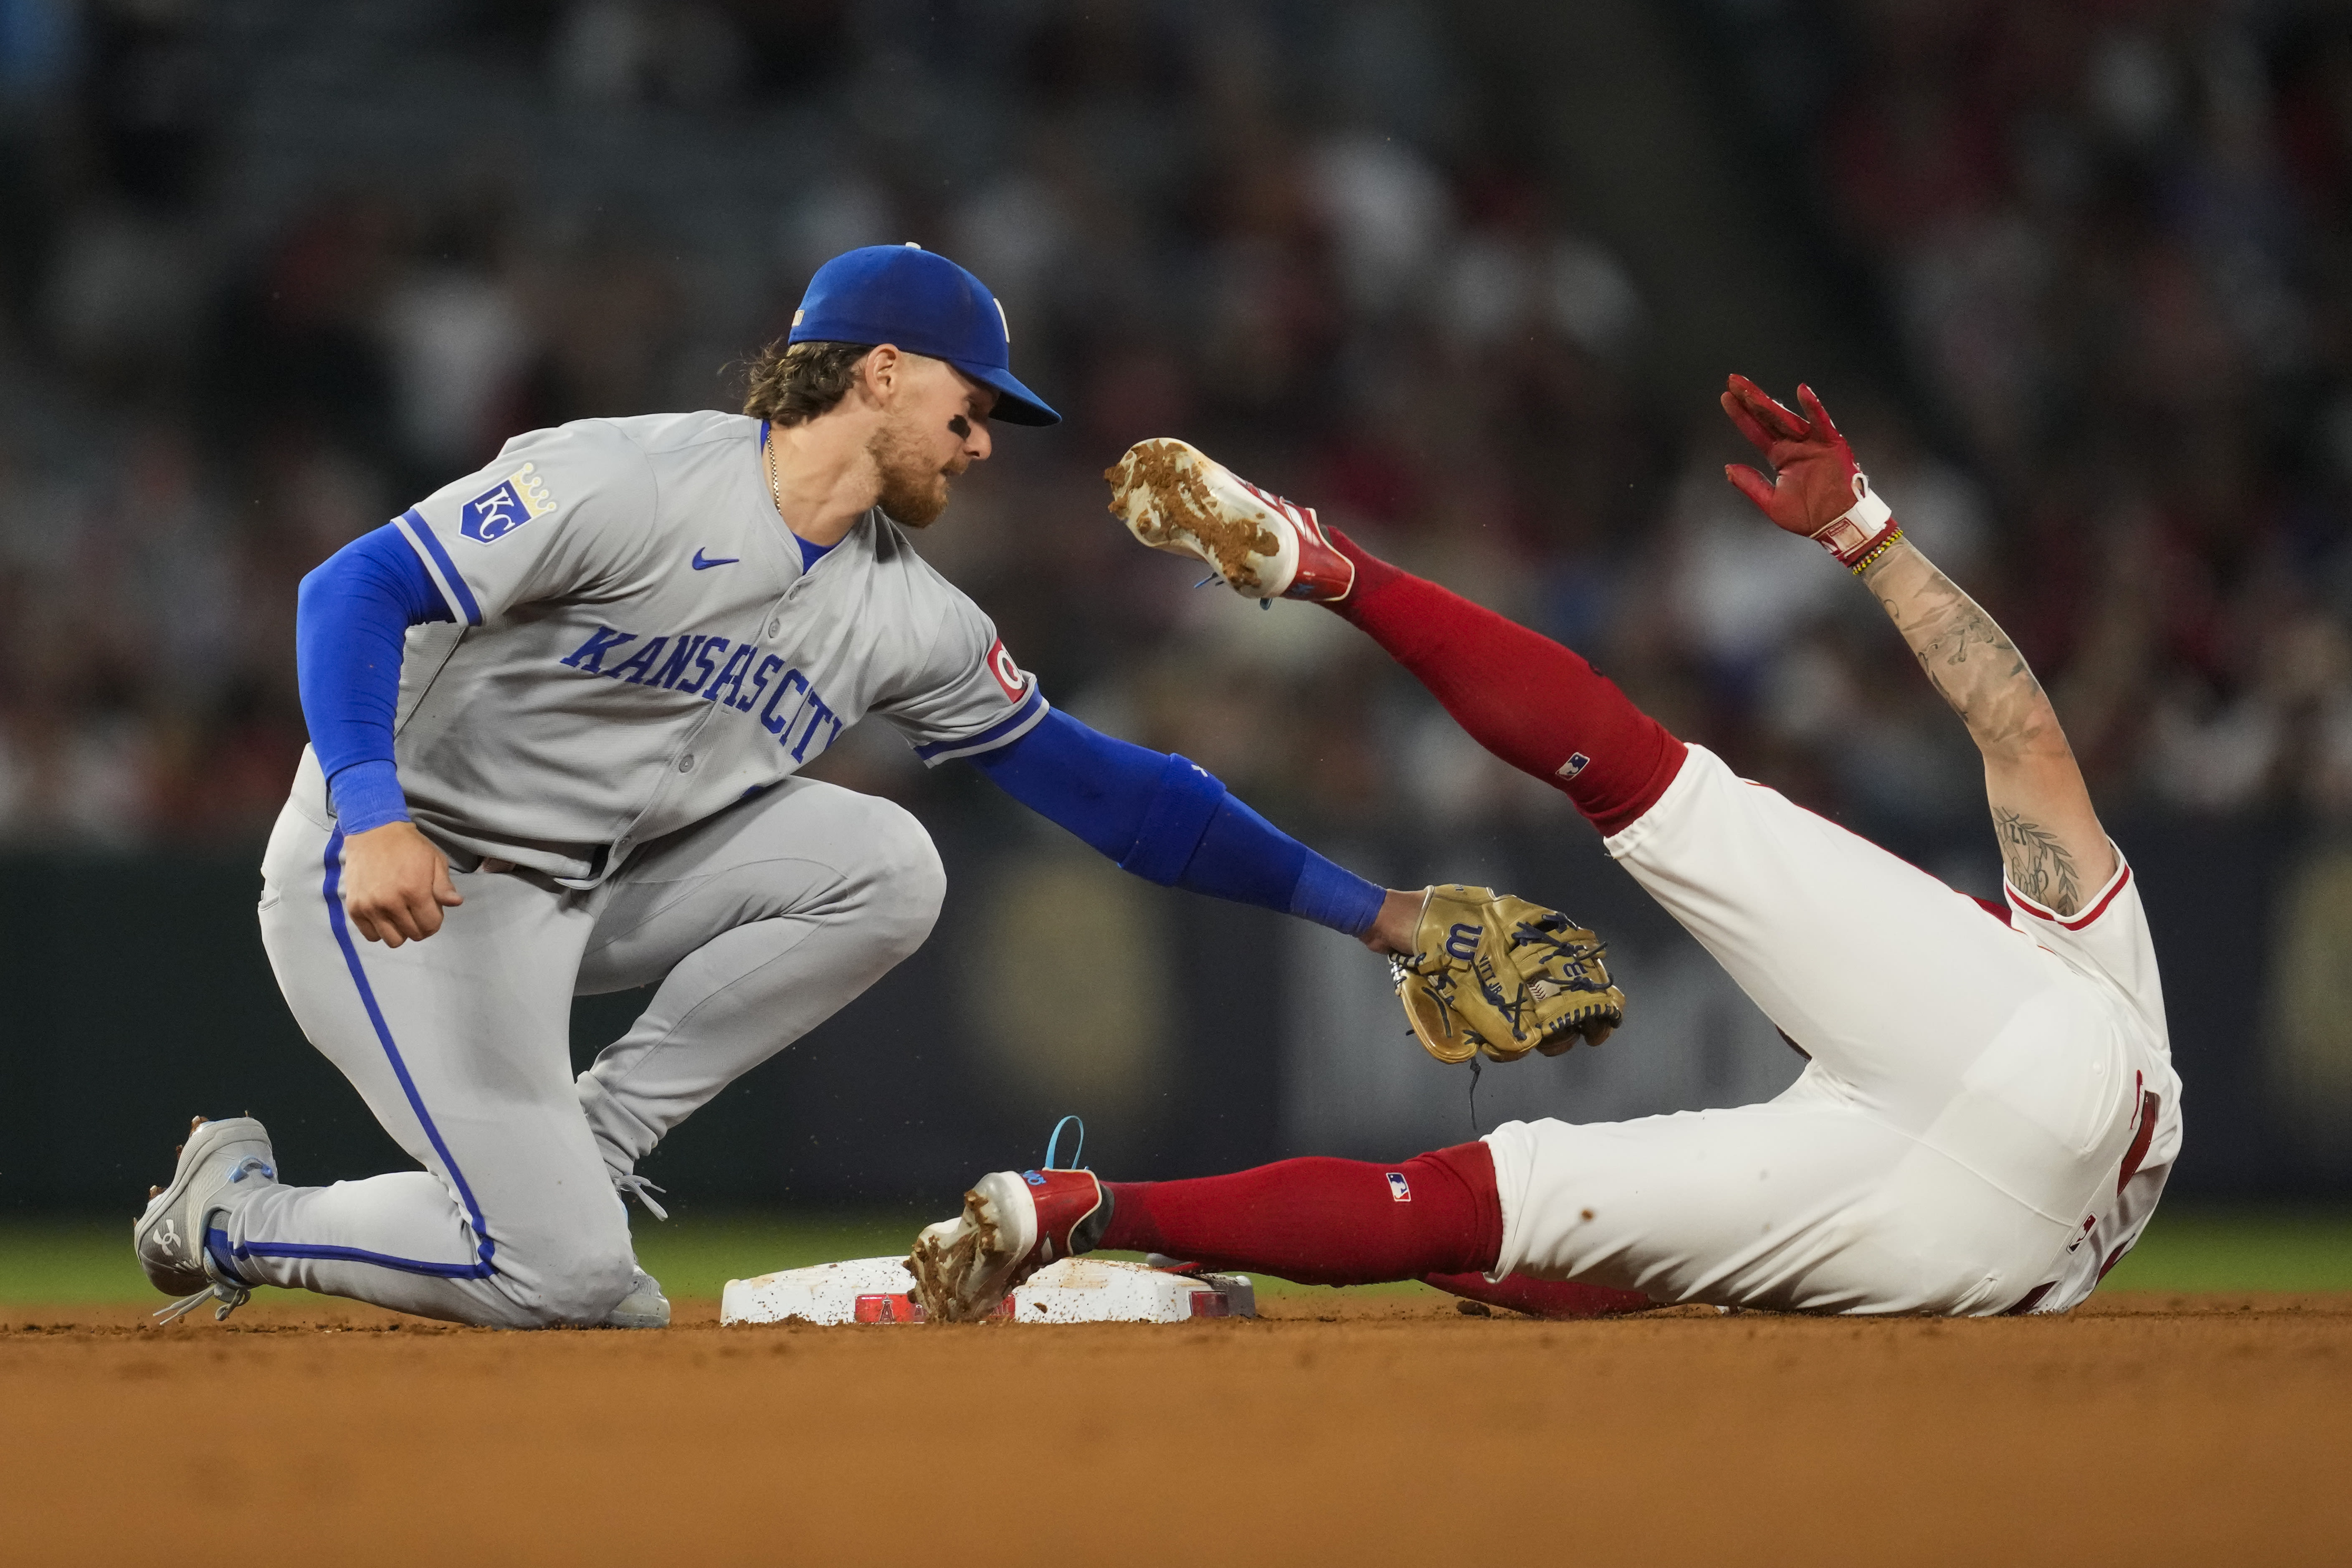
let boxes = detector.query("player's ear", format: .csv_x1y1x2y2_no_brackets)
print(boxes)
860,344,902,407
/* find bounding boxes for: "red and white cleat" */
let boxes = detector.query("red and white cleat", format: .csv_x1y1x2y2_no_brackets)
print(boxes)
1105,438,1355,603
907,1168,1111,1323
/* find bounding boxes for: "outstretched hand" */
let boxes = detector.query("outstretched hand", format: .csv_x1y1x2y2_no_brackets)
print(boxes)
1719,374,1868,537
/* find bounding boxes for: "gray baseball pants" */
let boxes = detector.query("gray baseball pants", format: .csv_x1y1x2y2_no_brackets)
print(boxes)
223,770,944,1327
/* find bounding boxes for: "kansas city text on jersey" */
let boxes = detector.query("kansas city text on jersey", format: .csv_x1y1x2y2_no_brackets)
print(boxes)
558,623,845,761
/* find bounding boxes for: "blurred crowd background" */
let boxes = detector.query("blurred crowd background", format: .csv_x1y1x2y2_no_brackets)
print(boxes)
4,0,2349,1203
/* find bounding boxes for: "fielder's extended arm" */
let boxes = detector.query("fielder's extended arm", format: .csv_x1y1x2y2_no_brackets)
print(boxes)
970,709,1417,952
1720,375,2116,915
301,525,1423,950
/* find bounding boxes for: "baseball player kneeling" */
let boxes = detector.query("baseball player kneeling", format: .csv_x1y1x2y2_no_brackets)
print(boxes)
133,245,1452,1329
912,377,2179,1322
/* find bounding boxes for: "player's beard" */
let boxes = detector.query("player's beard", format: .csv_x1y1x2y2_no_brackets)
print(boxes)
867,415,956,527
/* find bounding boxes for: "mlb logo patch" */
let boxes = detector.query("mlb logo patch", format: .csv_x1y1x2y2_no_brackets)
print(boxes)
1557,751,1591,781
1386,1172,1412,1202
459,462,557,543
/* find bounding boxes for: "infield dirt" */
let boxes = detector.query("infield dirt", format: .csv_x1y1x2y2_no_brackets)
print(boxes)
7,1292,2346,1566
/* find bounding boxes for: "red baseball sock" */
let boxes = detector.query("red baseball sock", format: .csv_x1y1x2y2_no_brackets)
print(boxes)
1101,1143,1502,1285
1327,530,1685,835
1420,1272,1653,1319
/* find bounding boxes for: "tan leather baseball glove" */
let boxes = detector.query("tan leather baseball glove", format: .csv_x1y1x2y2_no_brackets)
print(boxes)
1394,885,1624,1064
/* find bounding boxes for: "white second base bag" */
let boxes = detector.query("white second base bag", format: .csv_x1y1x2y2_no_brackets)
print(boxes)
720,1255,1257,1325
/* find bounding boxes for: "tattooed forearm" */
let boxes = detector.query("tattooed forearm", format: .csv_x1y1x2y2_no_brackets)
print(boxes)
1920,601,2024,680
1993,807,2081,912
1856,537,2116,903
1865,548,2053,755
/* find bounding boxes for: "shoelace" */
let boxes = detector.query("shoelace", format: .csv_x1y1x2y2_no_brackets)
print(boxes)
1193,572,1270,609
1043,1114,1086,1171
614,1172,668,1220
154,1277,251,1325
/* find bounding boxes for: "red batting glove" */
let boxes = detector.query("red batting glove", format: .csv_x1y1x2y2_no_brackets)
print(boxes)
1719,374,1901,572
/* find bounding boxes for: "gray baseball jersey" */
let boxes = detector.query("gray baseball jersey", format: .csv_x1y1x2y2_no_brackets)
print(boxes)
375,411,1047,883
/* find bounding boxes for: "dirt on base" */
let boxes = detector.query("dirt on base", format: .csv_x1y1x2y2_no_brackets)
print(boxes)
6,1292,2347,1566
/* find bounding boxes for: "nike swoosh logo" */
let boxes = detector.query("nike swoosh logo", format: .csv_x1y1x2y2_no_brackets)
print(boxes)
691,550,740,570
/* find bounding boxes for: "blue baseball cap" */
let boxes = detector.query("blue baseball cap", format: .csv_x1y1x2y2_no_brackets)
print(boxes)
788,243,1061,426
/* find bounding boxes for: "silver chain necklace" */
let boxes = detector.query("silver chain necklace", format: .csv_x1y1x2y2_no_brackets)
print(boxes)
763,430,787,519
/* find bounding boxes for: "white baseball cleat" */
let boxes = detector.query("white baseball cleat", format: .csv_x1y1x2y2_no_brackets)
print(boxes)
907,1168,1111,1323
1105,438,1356,603
134,1116,277,1324
601,1267,671,1329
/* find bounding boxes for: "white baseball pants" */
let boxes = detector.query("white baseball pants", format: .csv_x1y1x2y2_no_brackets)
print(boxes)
1484,745,2154,1315
223,764,943,1327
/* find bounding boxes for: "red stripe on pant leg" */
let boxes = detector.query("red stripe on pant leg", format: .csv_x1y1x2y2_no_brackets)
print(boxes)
1101,1142,1504,1285
1322,529,1684,835
1422,1272,1654,1319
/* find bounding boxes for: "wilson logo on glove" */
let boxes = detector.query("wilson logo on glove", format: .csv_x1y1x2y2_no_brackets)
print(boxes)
1394,885,1625,1065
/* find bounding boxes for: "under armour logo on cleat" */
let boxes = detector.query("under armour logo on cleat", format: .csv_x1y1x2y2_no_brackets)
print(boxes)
691,549,741,570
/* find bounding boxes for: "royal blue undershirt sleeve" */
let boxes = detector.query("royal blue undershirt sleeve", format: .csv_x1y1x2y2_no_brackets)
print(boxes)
970,708,1386,938
294,525,1382,937
295,522,454,835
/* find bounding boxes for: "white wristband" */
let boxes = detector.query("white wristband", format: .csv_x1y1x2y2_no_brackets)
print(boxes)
1808,471,1895,563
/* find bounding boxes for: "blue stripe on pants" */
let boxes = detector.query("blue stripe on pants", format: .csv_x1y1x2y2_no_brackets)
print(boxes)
309,828,499,1279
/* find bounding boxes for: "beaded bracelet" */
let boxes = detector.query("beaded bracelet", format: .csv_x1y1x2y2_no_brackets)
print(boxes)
1848,526,1905,576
